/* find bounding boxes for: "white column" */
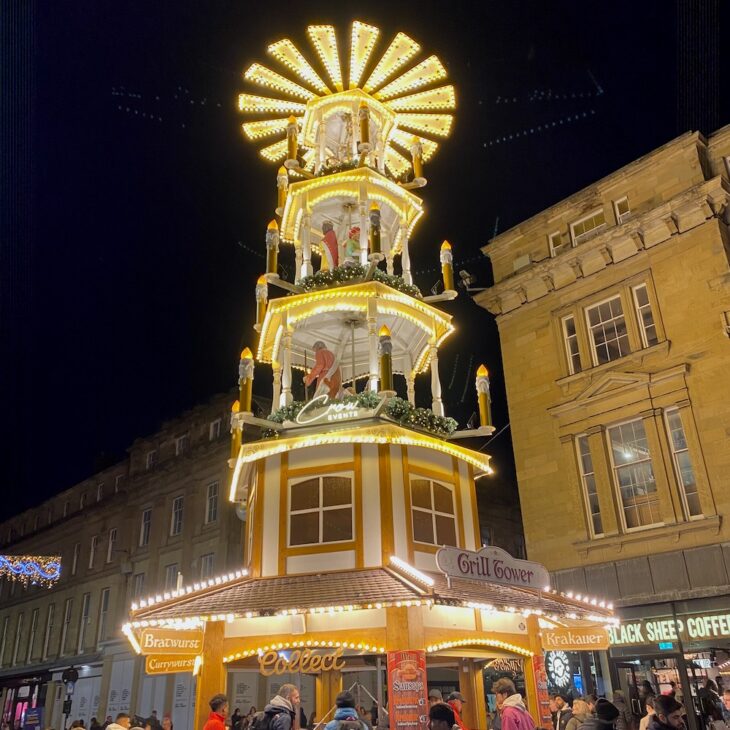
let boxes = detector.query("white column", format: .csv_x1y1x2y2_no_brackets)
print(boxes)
430,342,444,416
367,300,379,392
377,138,386,174
407,373,416,405
301,210,313,278
272,363,282,412
351,102,360,159
386,251,394,275
359,194,369,266
294,245,303,284
400,223,412,285
281,317,293,406
315,120,325,174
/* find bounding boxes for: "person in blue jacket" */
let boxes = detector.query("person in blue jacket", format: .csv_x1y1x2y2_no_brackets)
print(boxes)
324,692,369,730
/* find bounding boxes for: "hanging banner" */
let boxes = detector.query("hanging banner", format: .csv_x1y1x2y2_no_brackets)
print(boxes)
388,650,428,730
542,627,610,651
139,628,204,655
532,655,553,730
436,546,550,591
145,655,198,675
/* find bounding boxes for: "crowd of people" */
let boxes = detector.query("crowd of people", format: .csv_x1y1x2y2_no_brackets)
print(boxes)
59,710,174,730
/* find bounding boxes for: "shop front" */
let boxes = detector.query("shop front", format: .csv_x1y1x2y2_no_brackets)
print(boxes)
608,597,730,730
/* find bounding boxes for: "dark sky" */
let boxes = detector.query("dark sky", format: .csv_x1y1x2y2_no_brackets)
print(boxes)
2,1,727,522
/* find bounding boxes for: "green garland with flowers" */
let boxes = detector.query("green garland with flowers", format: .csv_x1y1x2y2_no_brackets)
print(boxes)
261,392,457,439
296,264,421,299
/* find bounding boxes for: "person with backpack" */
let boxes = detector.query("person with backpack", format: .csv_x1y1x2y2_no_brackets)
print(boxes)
491,678,536,730
257,685,300,730
323,692,369,730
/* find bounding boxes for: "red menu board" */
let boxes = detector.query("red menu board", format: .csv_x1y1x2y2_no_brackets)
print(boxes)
388,650,429,730
532,655,554,730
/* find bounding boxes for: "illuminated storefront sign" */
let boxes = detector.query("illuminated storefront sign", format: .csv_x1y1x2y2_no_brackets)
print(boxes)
139,628,205,655
145,655,198,675
608,612,730,646
542,627,610,651
295,394,384,426
436,545,550,590
388,650,428,730
258,647,346,676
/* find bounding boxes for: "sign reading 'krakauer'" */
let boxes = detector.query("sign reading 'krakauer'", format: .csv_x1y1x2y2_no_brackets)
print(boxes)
542,627,610,651
139,628,204,656
436,546,550,591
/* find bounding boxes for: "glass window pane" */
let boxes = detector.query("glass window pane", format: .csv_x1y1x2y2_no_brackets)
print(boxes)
411,479,432,509
291,478,319,511
290,512,319,545
564,317,576,337
686,492,702,517
322,508,352,542
433,483,454,514
634,285,648,306
322,477,351,507
435,515,457,546
412,509,434,544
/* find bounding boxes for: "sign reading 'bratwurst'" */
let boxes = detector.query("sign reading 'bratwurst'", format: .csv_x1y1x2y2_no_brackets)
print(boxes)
139,628,204,656
436,546,550,591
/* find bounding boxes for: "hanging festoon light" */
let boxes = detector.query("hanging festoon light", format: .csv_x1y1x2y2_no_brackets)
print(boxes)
475,364,492,427
378,325,394,393
265,221,279,275
255,276,268,331
440,240,454,291
0,555,61,588
239,348,255,413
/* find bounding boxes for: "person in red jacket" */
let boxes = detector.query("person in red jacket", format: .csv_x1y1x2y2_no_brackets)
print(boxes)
447,692,469,730
204,694,229,730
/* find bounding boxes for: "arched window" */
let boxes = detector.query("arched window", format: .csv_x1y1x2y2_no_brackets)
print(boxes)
410,478,457,546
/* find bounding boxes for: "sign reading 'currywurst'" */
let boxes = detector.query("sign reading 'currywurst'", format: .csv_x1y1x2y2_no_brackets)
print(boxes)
139,628,205,656
145,655,197,675
436,546,550,591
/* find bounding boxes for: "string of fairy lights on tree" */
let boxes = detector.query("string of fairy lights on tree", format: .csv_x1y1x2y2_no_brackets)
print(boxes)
0,555,62,588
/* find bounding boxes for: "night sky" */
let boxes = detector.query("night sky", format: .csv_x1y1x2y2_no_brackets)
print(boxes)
3,1,728,522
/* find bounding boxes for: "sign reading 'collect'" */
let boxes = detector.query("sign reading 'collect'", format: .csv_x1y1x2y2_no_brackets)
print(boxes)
139,628,204,656
258,648,345,676
436,546,550,591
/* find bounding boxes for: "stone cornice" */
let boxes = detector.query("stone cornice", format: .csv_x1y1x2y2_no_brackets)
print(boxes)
475,176,729,317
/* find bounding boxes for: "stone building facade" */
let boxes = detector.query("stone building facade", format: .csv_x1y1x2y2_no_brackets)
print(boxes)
0,392,243,730
476,127,730,704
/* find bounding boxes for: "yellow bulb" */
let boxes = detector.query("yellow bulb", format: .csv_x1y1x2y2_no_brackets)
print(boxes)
441,240,451,250
477,364,488,377
370,202,380,210
231,400,240,413
257,274,268,285
241,347,253,359
288,115,297,124
267,219,278,230
379,325,391,337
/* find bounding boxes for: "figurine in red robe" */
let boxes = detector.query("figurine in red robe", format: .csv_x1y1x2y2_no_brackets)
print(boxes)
321,221,339,269
304,341,342,398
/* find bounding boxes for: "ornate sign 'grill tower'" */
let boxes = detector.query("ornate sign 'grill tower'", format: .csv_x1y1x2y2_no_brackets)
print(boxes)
124,24,615,730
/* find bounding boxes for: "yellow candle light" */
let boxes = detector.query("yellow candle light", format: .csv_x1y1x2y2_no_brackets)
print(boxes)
239,348,254,412
410,136,424,180
358,102,371,152
276,166,288,215
286,116,299,163
230,399,242,460
266,220,279,274
378,324,393,392
475,364,491,427
255,275,268,330
440,240,454,291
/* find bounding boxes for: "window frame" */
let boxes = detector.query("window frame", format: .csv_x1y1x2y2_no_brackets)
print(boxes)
209,419,222,441
88,535,98,569
631,284,659,349
205,481,219,524
146,449,158,470
575,435,604,537
664,408,702,520
139,508,152,547
26,607,39,663
12,613,24,665
548,231,564,257
77,592,91,653
71,543,80,576
42,604,55,661
561,314,582,375
200,553,215,580
170,495,184,536
60,598,73,656
585,294,631,366
613,196,631,224
132,572,145,599
97,587,110,646
0,616,9,666
114,474,123,493
164,563,179,592
175,434,190,456
409,477,459,548
287,472,355,548
606,417,663,532
96,483,104,502
570,208,606,245
106,528,117,563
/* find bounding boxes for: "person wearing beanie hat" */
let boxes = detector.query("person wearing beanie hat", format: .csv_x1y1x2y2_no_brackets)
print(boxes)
428,689,444,706
324,692,369,730
576,699,619,730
